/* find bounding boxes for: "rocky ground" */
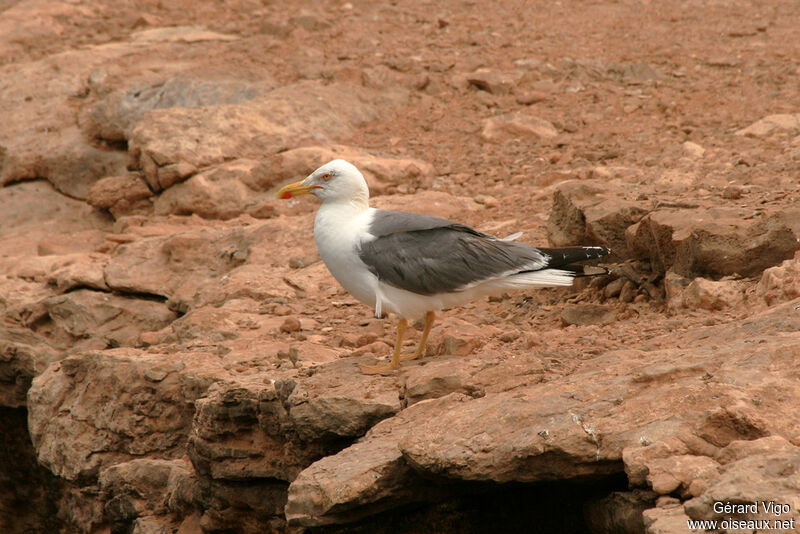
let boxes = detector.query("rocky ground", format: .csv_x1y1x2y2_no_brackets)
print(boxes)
2,0,800,533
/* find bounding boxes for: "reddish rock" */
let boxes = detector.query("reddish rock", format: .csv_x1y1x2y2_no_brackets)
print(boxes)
286,301,800,525
86,173,153,215
102,224,255,304
515,90,549,105
43,289,178,349
0,47,132,198
285,394,468,526
3,3,800,534
663,270,690,310
280,317,302,333
627,208,799,278
129,81,407,191
268,145,435,196
684,450,800,526
0,181,112,258
735,113,800,137
481,113,558,143
561,304,616,326
153,159,273,220
466,69,520,94
401,357,486,406
757,255,800,306
0,328,59,408
188,362,401,482
28,349,224,481
547,180,650,257
88,76,272,142
681,278,745,311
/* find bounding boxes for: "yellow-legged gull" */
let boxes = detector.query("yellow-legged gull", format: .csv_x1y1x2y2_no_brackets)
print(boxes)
278,159,610,373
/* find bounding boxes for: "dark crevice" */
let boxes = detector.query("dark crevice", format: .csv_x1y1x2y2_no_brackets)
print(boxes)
0,407,65,534
57,285,172,305
108,289,169,304
311,473,631,534
94,138,128,152
59,284,112,295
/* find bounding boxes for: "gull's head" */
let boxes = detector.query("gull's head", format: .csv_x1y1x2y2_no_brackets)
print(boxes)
277,159,369,207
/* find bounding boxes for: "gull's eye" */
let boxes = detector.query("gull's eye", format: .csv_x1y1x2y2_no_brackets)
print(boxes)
320,172,332,181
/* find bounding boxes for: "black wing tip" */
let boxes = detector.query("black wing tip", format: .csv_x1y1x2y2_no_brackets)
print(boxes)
537,245,612,268
591,245,612,258
578,245,612,256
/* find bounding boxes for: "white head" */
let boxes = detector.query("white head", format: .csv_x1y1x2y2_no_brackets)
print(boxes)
278,159,370,208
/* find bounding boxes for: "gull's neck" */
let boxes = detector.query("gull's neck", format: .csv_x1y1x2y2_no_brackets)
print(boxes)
319,193,369,215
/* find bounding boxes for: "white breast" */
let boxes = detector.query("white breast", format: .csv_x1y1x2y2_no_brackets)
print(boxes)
313,204,378,310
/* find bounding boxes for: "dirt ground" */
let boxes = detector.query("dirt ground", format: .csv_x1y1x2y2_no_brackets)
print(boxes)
2,0,800,533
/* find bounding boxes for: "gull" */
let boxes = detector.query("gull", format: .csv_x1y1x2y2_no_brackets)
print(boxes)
278,160,610,373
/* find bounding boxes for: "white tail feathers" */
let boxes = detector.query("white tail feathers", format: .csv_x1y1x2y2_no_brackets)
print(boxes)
506,268,576,287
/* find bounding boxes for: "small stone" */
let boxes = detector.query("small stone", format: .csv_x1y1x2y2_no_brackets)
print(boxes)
273,305,292,316
289,257,305,269
356,333,379,347
466,69,516,94
87,173,153,210
642,282,664,302
721,185,744,199
247,202,277,219
481,113,558,143
650,473,681,495
560,304,616,326
682,141,705,159
681,278,743,311
656,496,681,509
604,278,625,299
143,368,169,382
515,91,548,105
499,332,519,343
441,334,481,356
619,281,635,303
473,194,498,208
352,340,391,357
280,317,302,333
757,256,800,306
735,113,800,137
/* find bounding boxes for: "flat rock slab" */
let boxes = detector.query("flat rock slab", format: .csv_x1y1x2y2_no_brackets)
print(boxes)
627,208,799,278
189,360,401,482
27,348,227,481
285,300,800,527
129,81,407,191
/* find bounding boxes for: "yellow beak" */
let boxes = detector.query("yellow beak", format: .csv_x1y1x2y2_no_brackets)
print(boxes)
277,180,322,199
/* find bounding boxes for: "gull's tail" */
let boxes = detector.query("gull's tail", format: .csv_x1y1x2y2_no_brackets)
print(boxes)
504,246,612,288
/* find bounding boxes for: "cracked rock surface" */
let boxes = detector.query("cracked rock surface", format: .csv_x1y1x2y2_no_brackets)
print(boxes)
2,1,800,533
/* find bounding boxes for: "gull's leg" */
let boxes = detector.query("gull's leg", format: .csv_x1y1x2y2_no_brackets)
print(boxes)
360,318,407,374
400,311,435,362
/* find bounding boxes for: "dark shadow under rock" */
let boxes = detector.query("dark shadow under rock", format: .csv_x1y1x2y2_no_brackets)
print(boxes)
310,474,630,534
0,407,65,534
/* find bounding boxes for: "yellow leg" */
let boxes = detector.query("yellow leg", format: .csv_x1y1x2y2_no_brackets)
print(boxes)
400,311,435,362
360,318,408,374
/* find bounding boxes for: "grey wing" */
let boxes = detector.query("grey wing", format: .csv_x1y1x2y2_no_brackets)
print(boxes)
358,225,549,295
366,210,461,236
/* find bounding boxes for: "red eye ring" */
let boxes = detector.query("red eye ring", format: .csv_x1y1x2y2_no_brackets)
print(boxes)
320,172,332,181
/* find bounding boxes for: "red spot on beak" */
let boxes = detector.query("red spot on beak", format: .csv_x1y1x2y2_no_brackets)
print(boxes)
280,192,292,199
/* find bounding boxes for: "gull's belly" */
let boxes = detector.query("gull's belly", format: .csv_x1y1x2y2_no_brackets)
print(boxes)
318,242,377,308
